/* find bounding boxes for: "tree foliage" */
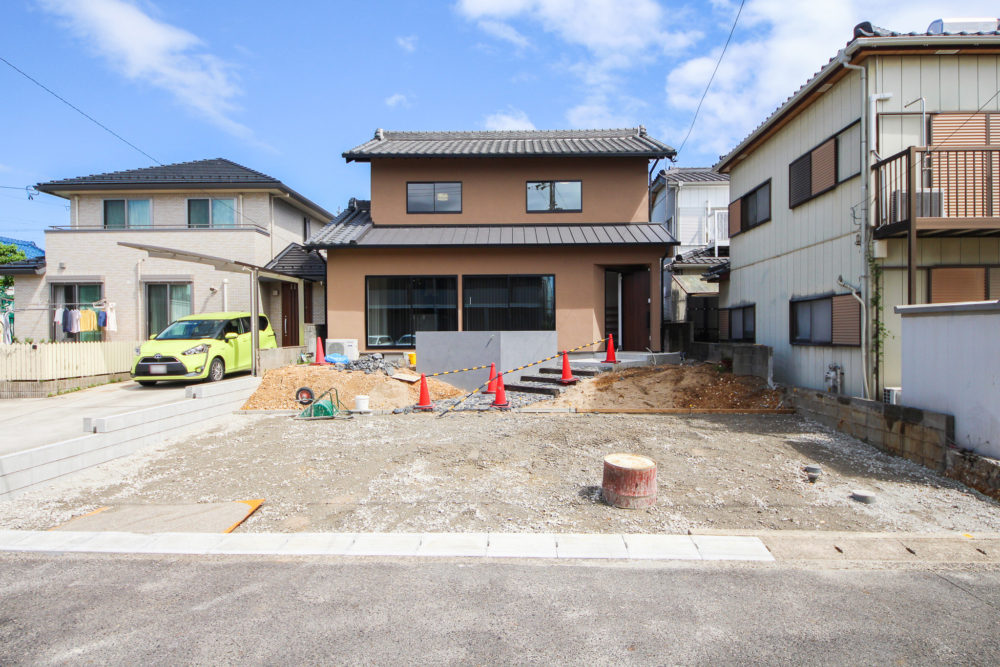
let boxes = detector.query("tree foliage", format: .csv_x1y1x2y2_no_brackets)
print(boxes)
0,243,27,291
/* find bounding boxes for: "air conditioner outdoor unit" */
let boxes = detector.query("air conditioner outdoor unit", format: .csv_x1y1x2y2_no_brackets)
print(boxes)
883,386,902,405
889,189,942,223
325,338,359,361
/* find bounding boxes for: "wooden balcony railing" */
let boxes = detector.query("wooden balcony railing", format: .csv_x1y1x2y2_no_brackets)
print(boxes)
874,146,1000,230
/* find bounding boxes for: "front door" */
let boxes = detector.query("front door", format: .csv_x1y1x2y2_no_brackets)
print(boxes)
280,282,299,347
621,269,650,351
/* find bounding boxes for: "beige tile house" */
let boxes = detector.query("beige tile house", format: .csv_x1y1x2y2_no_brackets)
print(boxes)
3,159,332,346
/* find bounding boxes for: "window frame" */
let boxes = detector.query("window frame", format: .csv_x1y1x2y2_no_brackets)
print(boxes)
789,293,860,347
788,119,862,209
102,198,153,230
731,180,771,236
462,274,557,332
364,275,459,349
49,282,105,342
186,196,239,228
721,304,755,343
405,182,463,214
525,180,583,213
144,281,193,338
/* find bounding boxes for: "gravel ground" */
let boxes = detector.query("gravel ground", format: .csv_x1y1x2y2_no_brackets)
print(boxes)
3,412,999,534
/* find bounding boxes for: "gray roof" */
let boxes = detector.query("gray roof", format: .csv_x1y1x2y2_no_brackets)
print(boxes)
703,260,730,282
343,127,676,161
717,22,1000,172
656,168,729,185
670,246,729,266
36,158,334,220
0,256,46,275
265,243,326,282
308,199,675,248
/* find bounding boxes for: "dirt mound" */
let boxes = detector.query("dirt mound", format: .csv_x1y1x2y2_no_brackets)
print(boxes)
548,363,783,410
241,366,465,411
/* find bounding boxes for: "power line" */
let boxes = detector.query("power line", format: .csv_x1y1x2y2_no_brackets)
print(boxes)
675,0,745,157
0,55,161,165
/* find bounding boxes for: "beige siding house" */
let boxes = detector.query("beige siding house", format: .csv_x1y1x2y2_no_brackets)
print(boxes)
716,19,1000,398
309,128,677,354
3,159,332,347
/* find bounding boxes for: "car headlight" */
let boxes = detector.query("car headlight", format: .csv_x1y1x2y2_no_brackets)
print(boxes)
182,344,209,355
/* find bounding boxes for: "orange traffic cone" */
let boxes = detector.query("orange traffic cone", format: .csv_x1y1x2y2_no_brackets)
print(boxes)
414,373,434,411
491,373,510,409
312,336,328,366
603,333,619,364
558,351,578,385
484,363,498,394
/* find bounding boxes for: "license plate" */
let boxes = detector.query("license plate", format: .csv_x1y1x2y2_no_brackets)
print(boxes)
149,364,168,374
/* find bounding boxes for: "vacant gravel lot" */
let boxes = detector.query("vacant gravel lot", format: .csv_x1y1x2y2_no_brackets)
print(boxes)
3,412,1000,535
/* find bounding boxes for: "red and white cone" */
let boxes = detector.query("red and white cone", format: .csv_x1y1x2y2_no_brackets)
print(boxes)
414,373,434,411
558,350,578,385
311,336,328,366
491,373,510,409
484,363,498,395
603,333,619,364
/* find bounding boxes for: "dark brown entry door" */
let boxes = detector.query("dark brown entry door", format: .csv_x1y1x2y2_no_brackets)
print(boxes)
621,270,650,350
280,282,299,347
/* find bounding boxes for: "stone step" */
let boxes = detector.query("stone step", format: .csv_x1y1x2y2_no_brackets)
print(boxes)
537,367,601,377
503,382,563,396
519,374,582,385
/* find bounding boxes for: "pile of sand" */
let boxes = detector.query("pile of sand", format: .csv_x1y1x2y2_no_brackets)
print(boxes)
241,366,464,411
548,363,784,410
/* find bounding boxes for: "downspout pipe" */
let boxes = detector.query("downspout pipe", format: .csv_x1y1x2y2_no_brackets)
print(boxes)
838,275,870,400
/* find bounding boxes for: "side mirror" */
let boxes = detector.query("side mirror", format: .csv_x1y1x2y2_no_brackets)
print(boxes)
225,332,238,340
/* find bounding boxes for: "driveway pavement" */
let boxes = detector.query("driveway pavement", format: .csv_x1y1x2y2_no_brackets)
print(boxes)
0,375,249,455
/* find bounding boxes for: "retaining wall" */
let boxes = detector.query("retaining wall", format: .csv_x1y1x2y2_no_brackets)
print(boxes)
0,372,132,399
688,342,773,383
416,331,559,391
260,346,305,371
789,386,1000,500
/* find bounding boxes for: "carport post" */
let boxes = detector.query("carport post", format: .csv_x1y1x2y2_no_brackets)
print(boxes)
251,267,260,377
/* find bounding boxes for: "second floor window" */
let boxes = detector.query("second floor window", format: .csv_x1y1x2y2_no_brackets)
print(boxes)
188,198,237,228
407,182,461,213
728,181,770,236
103,199,151,229
527,181,582,212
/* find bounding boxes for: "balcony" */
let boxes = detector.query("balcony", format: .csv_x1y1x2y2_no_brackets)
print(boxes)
874,146,1000,237
46,223,269,234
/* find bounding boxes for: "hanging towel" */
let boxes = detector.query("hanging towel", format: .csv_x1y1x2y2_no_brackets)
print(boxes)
105,306,118,332
61,307,72,334
53,307,64,324
97,310,107,328
69,309,82,334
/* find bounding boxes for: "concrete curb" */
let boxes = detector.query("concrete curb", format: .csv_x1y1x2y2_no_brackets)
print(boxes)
0,530,775,561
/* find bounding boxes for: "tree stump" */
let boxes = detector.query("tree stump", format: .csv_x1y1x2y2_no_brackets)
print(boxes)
602,453,657,509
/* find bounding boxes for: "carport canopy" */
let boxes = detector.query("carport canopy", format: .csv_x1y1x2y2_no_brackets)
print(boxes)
117,241,301,376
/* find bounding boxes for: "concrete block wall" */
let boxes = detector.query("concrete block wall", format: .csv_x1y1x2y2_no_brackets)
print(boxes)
688,341,773,382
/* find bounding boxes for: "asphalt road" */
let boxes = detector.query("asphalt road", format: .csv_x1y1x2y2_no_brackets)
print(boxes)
2,554,999,664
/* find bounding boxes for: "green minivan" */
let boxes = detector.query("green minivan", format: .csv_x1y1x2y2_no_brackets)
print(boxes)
131,312,277,386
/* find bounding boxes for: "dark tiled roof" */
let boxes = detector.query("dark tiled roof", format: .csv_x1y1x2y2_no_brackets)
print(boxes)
0,236,44,259
265,243,326,282
703,260,730,283
0,256,46,275
344,127,676,161
670,246,729,266
36,158,334,220
657,168,729,184
308,200,675,248
717,22,1000,172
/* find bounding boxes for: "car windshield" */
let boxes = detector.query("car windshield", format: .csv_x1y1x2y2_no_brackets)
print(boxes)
155,319,225,340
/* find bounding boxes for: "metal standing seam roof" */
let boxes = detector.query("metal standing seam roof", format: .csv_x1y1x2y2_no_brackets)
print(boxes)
307,200,676,248
35,158,335,220
343,127,676,161
655,168,729,185
264,243,326,282
715,23,1000,173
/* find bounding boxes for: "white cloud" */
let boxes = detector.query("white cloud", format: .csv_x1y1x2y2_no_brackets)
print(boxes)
665,0,1000,162
476,20,530,49
0,163,12,173
385,93,410,108
456,0,699,129
38,0,255,141
484,108,536,130
396,35,418,52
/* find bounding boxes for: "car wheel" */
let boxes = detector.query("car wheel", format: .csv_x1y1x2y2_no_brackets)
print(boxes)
137,380,157,387
207,357,225,382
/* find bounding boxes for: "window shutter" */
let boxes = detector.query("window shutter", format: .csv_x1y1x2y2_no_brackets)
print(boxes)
931,113,987,146
788,154,812,207
728,199,741,236
719,309,730,341
989,267,1000,299
930,267,987,303
831,294,861,346
811,139,837,195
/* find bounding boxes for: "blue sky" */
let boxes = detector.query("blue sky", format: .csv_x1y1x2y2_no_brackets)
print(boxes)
2,0,997,248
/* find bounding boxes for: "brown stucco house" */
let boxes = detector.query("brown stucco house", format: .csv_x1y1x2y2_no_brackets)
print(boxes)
307,128,677,354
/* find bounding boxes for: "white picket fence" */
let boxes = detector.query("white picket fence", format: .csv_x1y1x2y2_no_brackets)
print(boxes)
0,341,138,381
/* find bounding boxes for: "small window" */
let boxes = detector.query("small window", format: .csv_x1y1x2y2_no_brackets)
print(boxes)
790,295,854,346
103,199,151,229
188,198,237,228
732,181,770,233
407,182,461,213
720,305,754,343
463,275,555,331
366,276,458,347
789,121,861,209
146,283,192,337
526,181,582,212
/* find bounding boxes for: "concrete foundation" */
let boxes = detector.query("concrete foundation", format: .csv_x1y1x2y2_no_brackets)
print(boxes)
415,331,559,391
688,342,773,383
